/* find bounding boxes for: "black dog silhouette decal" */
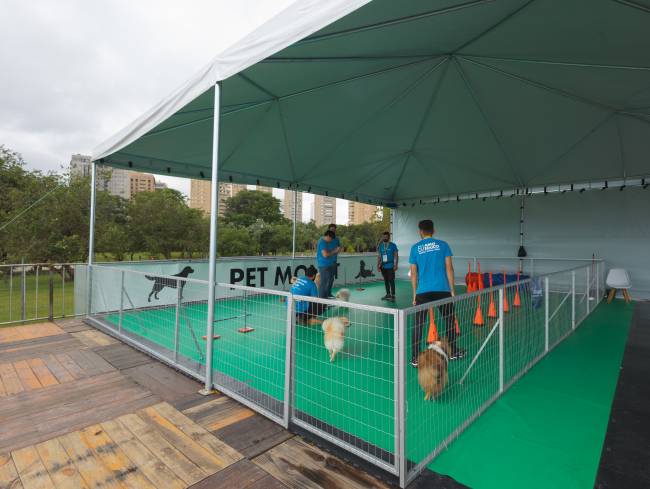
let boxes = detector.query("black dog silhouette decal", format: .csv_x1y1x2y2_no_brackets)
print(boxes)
354,260,375,279
146,266,194,302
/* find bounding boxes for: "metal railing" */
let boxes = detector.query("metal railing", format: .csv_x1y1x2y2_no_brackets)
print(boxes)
0,263,78,326
80,258,604,487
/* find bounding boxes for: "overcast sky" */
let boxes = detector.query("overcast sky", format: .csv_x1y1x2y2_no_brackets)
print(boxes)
0,0,348,223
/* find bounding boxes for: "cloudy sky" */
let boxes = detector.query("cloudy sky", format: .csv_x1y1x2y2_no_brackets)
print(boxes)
0,0,348,223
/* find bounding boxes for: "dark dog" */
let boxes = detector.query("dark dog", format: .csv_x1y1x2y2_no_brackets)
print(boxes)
145,266,194,302
354,260,375,279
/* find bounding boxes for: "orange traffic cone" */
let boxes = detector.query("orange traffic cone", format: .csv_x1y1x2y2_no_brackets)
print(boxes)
454,317,461,335
488,272,497,318
427,309,438,343
477,261,485,290
513,271,522,307
503,271,510,313
473,299,484,326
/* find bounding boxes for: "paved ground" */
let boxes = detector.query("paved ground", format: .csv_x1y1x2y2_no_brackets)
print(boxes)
0,318,399,489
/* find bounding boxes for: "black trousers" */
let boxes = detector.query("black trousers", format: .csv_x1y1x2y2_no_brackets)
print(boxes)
296,301,327,324
412,291,457,360
381,267,396,295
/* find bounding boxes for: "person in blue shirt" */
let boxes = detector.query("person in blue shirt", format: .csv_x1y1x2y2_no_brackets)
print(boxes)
326,224,340,298
291,265,325,325
316,230,340,299
408,219,465,366
377,231,398,301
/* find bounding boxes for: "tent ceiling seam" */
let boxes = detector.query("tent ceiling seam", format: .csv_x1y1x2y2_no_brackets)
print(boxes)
346,154,407,195
527,113,616,183
306,151,405,181
454,0,538,54
277,101,297,182
611,0,650,13
238,73,278,99
390,155,411,202
296,57,449,181
220,103,276,170
296,0,494,47
462,55,650,72
265,55,438,62
454,57,524,186
411,152,451,196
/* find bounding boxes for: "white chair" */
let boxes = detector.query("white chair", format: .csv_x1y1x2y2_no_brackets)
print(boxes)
606,268,632,303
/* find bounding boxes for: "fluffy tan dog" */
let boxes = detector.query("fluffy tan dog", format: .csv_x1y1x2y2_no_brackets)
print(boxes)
417,339,452,401
322,316,350,362
335,288,350,301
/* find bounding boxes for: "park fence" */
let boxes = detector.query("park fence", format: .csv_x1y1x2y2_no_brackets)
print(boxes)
77,258,603,486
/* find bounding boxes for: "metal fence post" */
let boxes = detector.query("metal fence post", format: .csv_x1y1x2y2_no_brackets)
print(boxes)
9,266,13,322
544,276,549,352
48,269,54,321
571,271,576,330
21,262,26,321
35,265,39,318
586,265,591,315
595,261,600,303
397,309,407,488
119,271,125,335
498,287,504,393
283,294,294,428
174,279,181,363
61,266,66,318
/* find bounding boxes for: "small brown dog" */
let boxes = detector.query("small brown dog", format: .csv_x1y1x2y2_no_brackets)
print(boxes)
417,339,452,401
322,316,350,362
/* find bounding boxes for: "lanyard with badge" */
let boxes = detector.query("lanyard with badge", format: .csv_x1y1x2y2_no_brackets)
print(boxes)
381,242,389,263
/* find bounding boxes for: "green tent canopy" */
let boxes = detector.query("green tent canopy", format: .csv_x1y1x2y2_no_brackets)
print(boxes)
93,0,650,205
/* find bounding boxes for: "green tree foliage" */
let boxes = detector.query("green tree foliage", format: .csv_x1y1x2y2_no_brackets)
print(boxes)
0,145,391,262
223,190,285,227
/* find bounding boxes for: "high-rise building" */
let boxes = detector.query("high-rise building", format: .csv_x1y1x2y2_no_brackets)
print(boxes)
155,181,168,191
69,154,130,199
255,185,273,194
283,190,303,221
313,194,336,227
189,180,246,216
129,172,156,196
348,201,380,225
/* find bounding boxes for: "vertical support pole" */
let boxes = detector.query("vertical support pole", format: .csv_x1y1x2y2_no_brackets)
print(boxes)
595,261,600,303
498,287,504,393
571,270,576,330
174,279,181,363
586,265,590,315
397,309,407,488
544,276,549,352
35,265,39,318
21,259,26,321
9,266,13,322
48,269,54,321
87,161,97,316
283,294,294,428
118,271,125,335
291,190,297,260
61,266,66,317
202,82,221,395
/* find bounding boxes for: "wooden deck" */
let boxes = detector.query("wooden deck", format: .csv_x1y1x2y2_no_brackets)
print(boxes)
0,319,397,489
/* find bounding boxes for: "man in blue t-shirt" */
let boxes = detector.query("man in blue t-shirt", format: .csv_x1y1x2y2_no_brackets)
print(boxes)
408,219,465,366
377,231,398,301
326,224,340,298
316,230,340,298
291,265,326,325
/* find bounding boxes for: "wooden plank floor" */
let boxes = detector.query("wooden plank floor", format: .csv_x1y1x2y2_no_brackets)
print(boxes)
0,319,397,489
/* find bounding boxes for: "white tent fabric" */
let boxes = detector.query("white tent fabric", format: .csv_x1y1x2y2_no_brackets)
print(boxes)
93,0,650,205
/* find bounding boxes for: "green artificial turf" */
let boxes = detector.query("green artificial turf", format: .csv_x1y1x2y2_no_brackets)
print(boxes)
428,299,633,489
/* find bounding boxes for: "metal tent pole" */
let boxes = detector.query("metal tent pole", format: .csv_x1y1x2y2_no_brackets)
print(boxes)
291,189,297,259
87,161,97,316
201,82,221,395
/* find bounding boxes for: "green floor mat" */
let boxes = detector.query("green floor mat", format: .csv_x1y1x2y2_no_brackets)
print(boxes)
428,300,633,489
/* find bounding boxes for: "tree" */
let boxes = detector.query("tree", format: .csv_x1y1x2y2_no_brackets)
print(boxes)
224,190,285,227
218,223,259,256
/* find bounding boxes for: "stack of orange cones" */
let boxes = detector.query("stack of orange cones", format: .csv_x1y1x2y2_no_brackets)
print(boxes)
427,308,439,343
488,272,497,318
513,271,522,307
503,271,510,313
473,261,485,326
